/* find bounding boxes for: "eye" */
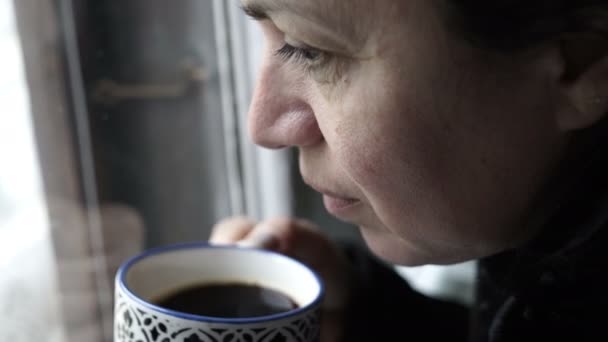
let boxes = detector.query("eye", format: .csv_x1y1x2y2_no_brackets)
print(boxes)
275,43,326,68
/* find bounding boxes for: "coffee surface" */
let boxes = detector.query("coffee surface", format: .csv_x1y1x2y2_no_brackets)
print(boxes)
154,283,298,318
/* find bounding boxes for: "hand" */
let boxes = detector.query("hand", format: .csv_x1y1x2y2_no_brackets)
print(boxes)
210,216,353,341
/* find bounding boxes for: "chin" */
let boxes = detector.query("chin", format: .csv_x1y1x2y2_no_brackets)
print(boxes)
359,227,428,266
359,227,474,266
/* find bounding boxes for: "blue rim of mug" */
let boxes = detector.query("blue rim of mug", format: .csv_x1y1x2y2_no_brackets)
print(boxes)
117,242,325,324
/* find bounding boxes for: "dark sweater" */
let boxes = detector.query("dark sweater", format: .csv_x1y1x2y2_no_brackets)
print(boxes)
340,121,608,341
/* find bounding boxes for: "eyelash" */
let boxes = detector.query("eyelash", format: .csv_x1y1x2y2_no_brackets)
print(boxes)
275,43,325,69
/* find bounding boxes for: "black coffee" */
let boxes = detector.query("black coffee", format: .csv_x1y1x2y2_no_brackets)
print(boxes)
154,283,299,318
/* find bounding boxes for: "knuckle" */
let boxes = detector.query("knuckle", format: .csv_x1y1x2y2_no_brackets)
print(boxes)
213,216,254,230
210,216,257,242
266,216,305,231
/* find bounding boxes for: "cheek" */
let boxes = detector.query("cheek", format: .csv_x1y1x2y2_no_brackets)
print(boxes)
334,110,445,260
328,70,435,219
317,59,488,256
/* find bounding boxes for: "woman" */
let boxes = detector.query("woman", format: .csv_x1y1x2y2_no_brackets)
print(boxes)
212,1,608,341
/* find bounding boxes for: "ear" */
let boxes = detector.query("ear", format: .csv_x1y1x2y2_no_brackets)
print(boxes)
557,33,608,132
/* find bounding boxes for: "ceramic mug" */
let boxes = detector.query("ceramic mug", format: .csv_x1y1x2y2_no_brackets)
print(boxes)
114,243,323,342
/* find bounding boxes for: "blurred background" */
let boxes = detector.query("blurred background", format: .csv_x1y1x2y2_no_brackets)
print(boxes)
0,1,474,341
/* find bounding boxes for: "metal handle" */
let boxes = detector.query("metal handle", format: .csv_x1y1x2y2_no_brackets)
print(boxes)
92,63,209,105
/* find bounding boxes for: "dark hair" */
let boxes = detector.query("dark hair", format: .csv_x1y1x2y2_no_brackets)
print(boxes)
445,1,608,50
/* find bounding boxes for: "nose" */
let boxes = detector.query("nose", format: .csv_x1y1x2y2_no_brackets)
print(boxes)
247,59,323,149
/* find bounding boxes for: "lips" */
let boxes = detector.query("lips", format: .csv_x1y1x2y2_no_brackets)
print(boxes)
323,194,361,215
303,179,362,219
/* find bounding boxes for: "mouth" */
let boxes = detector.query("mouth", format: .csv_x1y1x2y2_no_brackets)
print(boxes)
322,194,361,217
304,180,362,219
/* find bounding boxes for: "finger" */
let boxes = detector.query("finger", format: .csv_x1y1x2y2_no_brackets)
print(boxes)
235,224,279,250
260,217,324,258
236,221,284,249
209,216,256,244
258,217,351,310
247,217,335,271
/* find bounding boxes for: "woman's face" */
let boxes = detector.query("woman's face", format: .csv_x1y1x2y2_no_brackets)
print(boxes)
244,0,568,265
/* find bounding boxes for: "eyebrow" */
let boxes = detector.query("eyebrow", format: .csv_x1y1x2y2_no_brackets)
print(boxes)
240,2,269,20
241,0,311,21
240,0,367,48
240,0,346,26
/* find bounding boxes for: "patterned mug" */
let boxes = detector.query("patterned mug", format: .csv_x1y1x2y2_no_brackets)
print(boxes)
114,243,323,342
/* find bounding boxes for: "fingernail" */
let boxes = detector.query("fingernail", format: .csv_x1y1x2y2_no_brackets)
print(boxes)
236,232,278,249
